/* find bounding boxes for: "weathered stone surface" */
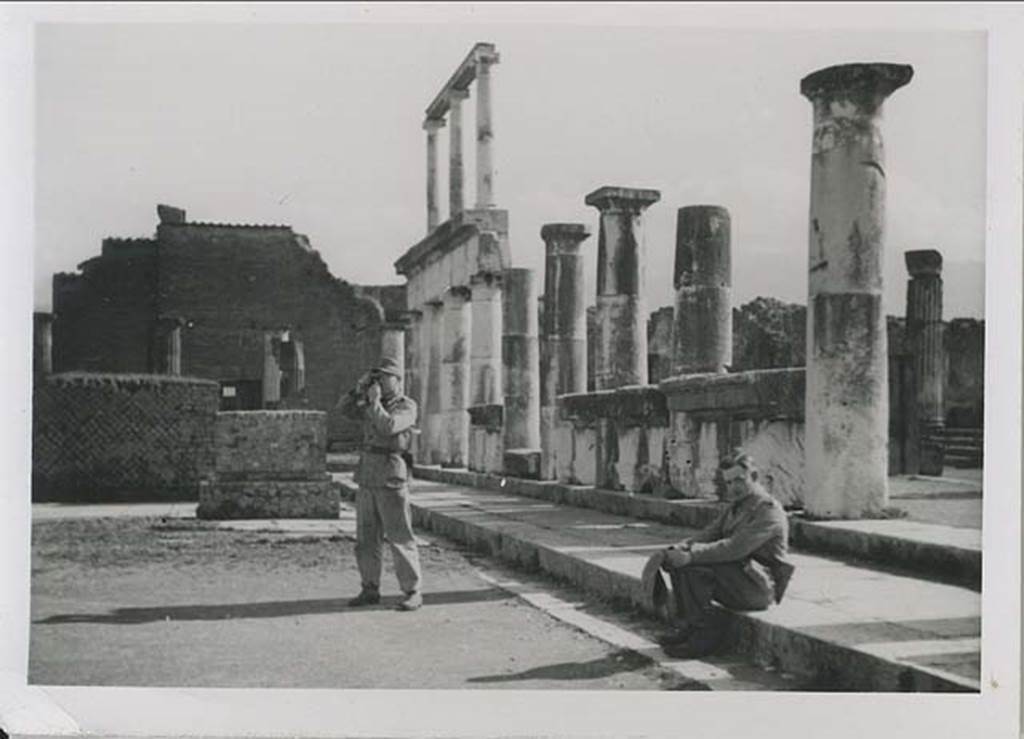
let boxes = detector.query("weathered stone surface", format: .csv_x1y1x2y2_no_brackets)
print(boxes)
559,385,669,428
197,477,338,519
945,318,984,427
424,119,445,232
504,448,541,479
214,411,327,480
646,306,674,384
801,62,911,519
672,205,732,375
502,268,540,451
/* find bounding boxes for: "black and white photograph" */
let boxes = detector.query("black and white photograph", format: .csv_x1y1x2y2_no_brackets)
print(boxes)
1,3,1021,738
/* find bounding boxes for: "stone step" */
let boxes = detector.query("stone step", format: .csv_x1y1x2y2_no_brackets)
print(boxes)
334,472,980,692
412,466,981,590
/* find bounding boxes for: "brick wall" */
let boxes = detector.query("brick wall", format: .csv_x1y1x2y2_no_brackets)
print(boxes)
32,373,219,501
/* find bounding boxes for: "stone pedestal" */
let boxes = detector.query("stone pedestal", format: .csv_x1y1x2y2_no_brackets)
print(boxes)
539,223,591,480
502,268,541,453
905,249,945,476
585,186,660,390
441,286,472,467
801,62,913,518
198,410,338,519
672,206,732,375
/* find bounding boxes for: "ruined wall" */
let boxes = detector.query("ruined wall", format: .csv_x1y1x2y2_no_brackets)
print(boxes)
52,239,158,373
32,373,219,501
155,223,392,447
945,318,984,427
646,306,674,384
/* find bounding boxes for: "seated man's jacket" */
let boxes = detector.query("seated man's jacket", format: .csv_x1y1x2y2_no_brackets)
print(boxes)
687,483,790,571
339,389,417,490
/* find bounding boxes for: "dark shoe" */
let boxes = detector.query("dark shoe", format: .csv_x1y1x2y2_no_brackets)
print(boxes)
662,624,724,659
396,591,422,611
656,628,693,648
348,588,381,607
771,561,796,603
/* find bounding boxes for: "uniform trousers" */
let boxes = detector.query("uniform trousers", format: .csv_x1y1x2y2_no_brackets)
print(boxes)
668,561,773,629
355,484,422,594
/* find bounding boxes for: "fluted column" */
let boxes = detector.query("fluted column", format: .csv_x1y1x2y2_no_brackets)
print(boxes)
905,249,945,476
441,286,472,467
672,206,732,375
502,268,540,450
424,119,445,232
801,62,913,518
585,186,660,389
470,273,503,406
423,300,445,464
539,223,591,480
475,55,497,208
448,89,469,218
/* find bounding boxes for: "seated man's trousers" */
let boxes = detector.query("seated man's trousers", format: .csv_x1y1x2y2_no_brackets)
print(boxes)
668,561,773,628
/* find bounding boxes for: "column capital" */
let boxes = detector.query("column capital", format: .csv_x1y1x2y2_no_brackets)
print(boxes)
423,117,446,132
800,63,913,107
540,223,591,254
470,271,502,288
905,249,943,278
447,88,470,105
585,186,661,214
444,285,472,304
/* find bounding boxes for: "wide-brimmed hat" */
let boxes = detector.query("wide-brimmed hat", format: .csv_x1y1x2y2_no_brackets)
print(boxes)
373,357,403,379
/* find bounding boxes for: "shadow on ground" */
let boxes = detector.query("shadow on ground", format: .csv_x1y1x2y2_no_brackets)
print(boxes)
35,588,508,625
467,649,653,683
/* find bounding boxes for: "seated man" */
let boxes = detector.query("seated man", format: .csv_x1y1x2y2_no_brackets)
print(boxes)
650,452,795,658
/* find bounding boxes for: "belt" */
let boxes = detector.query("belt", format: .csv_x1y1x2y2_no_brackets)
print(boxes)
364,445,400,455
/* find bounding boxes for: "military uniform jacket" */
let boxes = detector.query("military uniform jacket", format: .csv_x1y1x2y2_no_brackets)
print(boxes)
687,483,790,569
339,389,418,490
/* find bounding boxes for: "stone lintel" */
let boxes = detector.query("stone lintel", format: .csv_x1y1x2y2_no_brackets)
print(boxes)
468,403,504,430
424,42,501,122
557,385,668,428
659,367,805,417
800,63,914,103
395,208,509,277
541,222,591,248
585,186,661,212
905,249,943,278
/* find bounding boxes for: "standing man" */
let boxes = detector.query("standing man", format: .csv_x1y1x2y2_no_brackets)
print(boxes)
339,357,423,611
650,452,795,658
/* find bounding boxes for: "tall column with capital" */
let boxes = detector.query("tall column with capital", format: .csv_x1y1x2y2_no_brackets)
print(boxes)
448,89,469,218
801,62,913,518
425,119,445,232
539,223,591,480
672,205,732,375
441,286,472,467
502,268,541,451
585,186,660,390
905,249,945,476
475,53,498,208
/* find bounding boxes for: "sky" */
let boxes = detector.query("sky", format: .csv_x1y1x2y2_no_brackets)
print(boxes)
33,22,987,318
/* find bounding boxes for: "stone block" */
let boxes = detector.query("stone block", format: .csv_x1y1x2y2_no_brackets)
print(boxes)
197,477,339,519
215,410,327,479
504,448,541,479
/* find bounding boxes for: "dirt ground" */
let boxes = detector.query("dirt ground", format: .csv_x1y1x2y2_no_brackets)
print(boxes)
29,516,693,690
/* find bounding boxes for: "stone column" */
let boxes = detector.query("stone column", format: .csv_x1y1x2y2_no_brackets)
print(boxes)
539,223,591,480
423,300,445,464
262,332,282,408
403,310,423,404
470,273,503,406
425,119,445,232
905,249,945,476
448,89,469,218
441,286,472,467
380,322,406,377
475,56,496,208
502,268,540,450
801,62,913,518
585,186,660,390
33,312,53,377
672,205,732,375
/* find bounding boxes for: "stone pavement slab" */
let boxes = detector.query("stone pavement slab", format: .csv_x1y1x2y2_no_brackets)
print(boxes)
335,472,982,691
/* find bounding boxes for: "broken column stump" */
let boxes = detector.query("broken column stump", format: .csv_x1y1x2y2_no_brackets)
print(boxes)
197,410,338,519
